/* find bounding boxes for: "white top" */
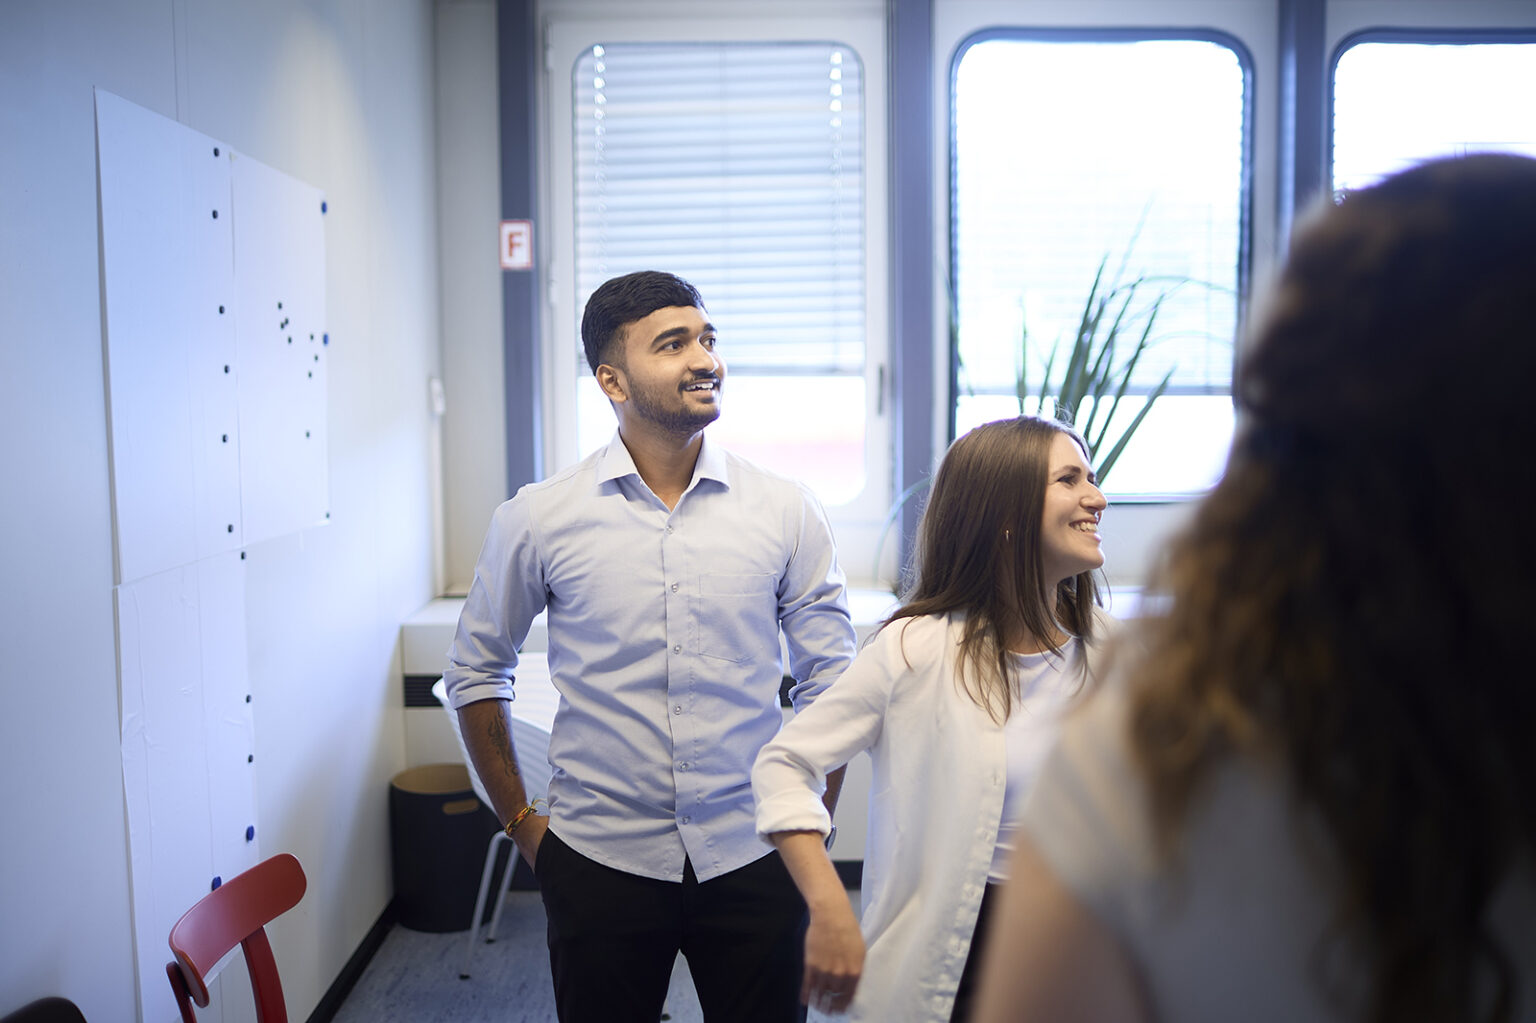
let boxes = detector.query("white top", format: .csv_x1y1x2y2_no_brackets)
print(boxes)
1022,682,1536,1022
753,611,1102,1021
990,646,1080,880
444,432,856,882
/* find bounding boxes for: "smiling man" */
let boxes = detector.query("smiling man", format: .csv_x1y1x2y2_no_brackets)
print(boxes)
444,271,857,1022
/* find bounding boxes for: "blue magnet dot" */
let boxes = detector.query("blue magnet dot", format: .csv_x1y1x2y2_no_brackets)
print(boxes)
211,876,222,891
211,210,218,219
321,201,328,214
322,334,329,345
247,754,254,763
245,826,255,842
213,147,220,157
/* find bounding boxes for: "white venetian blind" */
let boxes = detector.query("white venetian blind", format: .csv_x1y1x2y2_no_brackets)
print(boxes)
573,41,865,375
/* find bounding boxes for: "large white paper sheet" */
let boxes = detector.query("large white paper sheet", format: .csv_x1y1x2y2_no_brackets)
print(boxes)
119,554,257,1023
96,90,243,586
232,154,329,545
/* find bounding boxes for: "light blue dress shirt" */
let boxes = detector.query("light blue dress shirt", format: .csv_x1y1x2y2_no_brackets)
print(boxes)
444,432,856,882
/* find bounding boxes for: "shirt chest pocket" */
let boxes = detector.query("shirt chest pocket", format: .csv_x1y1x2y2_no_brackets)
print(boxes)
691,573,778,663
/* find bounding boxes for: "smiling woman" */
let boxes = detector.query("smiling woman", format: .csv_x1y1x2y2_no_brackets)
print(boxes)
752,414,1114,1022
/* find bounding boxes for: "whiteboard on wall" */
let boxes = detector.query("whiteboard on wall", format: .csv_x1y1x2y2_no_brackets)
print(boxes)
95,87,327,1023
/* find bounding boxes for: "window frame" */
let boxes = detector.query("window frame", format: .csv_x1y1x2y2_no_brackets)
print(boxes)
537,7,893,531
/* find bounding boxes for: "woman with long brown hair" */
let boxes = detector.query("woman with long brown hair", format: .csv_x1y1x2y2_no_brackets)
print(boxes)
974,153,1536,1023
753,414,1112,1021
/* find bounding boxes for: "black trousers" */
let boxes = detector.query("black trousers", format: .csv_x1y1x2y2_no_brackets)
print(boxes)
950,882,1002,1023
536,829,807,1023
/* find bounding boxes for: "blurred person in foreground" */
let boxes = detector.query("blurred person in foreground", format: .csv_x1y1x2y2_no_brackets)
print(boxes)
973,152,1536,1023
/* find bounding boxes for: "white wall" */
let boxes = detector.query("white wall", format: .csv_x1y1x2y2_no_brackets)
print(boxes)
0,1,442,1018
435,0,508,596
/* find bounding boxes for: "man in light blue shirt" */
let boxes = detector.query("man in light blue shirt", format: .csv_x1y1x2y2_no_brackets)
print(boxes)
444,270,856,1022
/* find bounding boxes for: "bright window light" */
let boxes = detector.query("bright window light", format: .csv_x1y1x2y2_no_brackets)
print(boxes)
1333,40,1536,195
951,37,1247,498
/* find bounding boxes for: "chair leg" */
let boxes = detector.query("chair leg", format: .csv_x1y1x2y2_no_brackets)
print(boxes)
460,831,508,979
483,835,520,943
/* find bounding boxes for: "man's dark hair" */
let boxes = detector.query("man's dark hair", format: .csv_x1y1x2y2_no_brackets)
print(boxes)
580,271,706,373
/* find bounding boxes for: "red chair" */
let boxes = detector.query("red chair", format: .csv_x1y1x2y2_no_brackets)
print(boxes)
165,853,307,1023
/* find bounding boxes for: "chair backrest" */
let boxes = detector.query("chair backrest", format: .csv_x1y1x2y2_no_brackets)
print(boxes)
165,852,307,1023
432,676,495,807
0,997,88,1023
432,658,558,807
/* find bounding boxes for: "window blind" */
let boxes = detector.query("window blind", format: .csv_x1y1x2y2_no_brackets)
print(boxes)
574,42,866,375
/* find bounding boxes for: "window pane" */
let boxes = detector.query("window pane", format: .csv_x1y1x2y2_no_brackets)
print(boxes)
572,41,867,503
951,37,1246,496
1333,41,1536,195
576,375,867,503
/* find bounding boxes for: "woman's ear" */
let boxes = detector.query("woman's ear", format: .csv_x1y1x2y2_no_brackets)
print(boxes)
596,363,627,403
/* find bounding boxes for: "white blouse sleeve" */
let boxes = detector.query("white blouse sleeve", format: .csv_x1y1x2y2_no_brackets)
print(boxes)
752,618,930,840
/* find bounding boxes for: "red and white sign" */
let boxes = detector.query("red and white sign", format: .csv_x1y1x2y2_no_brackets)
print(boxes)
500,219,533,270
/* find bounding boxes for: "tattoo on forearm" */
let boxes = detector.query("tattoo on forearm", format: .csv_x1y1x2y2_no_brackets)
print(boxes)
484,709,520,777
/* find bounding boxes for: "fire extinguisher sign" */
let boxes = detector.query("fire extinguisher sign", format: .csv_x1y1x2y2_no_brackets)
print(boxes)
499,220,533,271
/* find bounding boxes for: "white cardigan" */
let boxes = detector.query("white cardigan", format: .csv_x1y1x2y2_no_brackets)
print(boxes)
753,611,1108,1022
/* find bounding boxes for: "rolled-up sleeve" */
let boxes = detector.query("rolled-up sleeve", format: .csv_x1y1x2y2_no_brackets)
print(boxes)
777,483,856,711
443,493,548,709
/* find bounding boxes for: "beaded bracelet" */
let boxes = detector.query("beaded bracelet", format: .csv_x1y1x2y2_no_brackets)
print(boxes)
503,798,546,838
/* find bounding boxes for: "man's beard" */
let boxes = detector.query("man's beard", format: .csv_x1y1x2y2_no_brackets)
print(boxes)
627,375,722,436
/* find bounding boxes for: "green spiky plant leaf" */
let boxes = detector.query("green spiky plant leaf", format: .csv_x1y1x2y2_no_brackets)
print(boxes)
1027,255,1180,482
874,246,1207,587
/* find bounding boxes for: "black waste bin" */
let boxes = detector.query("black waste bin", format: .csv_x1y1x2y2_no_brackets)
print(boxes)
389,763,502,932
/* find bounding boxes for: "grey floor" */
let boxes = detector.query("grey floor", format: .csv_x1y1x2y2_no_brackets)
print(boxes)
330,890,706,1023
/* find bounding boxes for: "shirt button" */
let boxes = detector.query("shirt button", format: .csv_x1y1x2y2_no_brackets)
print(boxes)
679,762,690,771
666,525,674,533
670,582,679,592
673,706,682,715
680,815,691,824
673,644,682,654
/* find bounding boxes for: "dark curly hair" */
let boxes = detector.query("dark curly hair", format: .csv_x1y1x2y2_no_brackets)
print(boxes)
1129,153,1536,1023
